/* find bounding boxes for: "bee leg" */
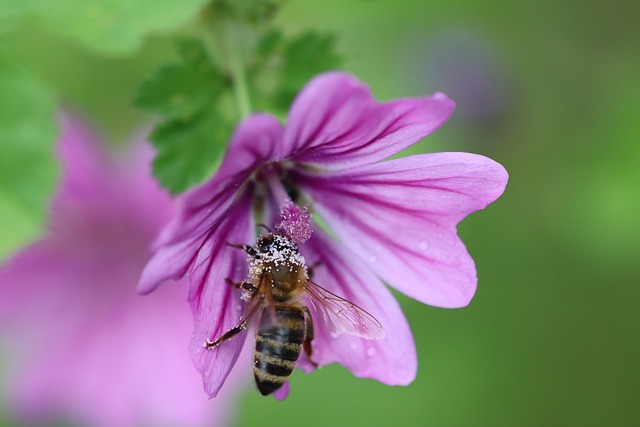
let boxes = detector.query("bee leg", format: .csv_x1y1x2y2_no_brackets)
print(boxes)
256,223,272,233
302,307,319,368
204,321,247,349
205,288,265,349
225,277,257,293
307,261,323,279
225,242,258,258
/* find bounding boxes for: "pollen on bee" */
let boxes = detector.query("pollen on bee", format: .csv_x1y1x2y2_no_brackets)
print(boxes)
256,235,306,269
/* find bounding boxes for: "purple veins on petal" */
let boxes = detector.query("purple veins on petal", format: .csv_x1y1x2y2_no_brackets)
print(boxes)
300,229,417,385
293,152,508,308
189,193,255,398
283,72,456,169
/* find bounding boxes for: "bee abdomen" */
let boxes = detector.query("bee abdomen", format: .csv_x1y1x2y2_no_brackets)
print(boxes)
253,307,305,395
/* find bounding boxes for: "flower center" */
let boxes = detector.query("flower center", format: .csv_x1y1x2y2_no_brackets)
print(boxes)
262,169,313,243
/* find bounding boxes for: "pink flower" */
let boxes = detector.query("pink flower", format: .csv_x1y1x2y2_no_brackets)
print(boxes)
138,72,508,399
0,115,240,427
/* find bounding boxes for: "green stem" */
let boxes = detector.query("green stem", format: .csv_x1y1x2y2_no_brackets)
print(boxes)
201,5,252,120
224,22,252,119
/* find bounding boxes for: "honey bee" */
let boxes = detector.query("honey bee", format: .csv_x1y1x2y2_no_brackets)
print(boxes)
204,232,385,396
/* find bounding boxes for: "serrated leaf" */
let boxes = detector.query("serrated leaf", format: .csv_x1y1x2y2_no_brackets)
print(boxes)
150,109,231,194
249,30,343,113
134,63,223,118
0,0,209,55
0,54,58,262
135,39,231,194
275,31,342,109
135,39,224,119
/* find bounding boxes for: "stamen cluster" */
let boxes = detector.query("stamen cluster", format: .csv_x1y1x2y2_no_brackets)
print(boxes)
275,203,312,243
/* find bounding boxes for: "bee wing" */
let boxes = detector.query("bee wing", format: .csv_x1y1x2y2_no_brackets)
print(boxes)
227,276,275,331
247,275,278,328
304,280,385,340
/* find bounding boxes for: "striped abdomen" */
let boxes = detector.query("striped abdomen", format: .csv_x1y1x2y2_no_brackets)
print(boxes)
254,305,305,395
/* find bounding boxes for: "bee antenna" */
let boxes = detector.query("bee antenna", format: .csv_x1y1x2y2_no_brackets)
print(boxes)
256,223,272,233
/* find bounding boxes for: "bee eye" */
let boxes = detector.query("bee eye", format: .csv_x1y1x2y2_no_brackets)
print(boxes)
258,237,272,251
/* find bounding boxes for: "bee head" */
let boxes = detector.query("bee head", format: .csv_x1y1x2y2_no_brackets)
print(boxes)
256,233,298,254
256,234,275,253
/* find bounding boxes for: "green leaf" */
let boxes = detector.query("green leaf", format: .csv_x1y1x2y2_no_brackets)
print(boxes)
275,31,342,109
0,54,58,262
134,40,224,118
249,30,343,113
207,0,284,26
255,28,283,59
1,0,209,55
135,39,232,194
134,24,342,195
150,109,230,194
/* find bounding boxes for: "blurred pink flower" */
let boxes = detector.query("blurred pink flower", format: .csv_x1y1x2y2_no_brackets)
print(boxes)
138,72,508,398
407,27,513,128
0,115,241,427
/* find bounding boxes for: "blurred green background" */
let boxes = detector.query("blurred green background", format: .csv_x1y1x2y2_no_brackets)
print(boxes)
2,0,639,426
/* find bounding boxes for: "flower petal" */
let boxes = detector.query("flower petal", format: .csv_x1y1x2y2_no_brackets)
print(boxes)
283,72,455,169
217,113,284,180
1,249,240,427
137,235,204,295
272,381,290,400
55,114,111,206
182,113,283,215
298,228,417,385
139,114,282,294
188,191,256,398
295,152,508,308
0,113,241,427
